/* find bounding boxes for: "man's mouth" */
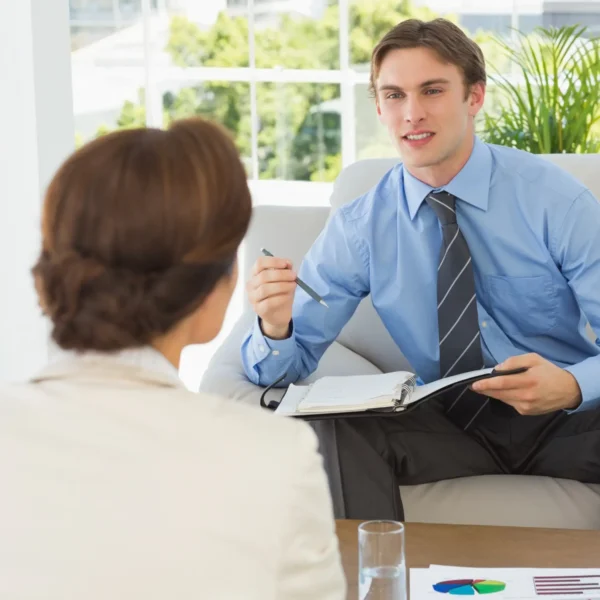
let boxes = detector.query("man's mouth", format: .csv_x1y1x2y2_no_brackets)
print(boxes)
403,132,434,141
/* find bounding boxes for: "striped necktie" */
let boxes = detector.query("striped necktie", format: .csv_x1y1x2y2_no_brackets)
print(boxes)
426,191,487,429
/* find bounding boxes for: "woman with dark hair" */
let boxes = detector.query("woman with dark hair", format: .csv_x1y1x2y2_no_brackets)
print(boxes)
0,118,345,599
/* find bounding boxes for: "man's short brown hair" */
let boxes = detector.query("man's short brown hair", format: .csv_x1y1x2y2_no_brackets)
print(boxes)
369,18,486,99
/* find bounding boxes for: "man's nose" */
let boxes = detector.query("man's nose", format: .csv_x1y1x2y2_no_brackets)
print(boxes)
403,96,426,123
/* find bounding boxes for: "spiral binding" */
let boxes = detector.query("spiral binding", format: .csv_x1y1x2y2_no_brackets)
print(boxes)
394,374,417,410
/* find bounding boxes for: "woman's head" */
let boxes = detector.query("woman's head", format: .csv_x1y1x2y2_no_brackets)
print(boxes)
33,117,252,356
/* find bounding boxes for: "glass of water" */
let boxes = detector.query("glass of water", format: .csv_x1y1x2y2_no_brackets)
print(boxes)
358,520,406,600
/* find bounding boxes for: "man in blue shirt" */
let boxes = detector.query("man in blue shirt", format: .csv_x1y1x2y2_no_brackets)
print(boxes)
241,18,600,519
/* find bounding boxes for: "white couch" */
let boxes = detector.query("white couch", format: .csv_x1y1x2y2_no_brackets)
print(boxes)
200,155,600,530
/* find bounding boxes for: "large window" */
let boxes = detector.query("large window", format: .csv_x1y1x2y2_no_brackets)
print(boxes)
68,0,600,388
70,0,600,185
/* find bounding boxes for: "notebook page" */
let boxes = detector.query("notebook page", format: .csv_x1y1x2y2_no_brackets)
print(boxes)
300,371,413,411
405,367,494,405
274,384,310,416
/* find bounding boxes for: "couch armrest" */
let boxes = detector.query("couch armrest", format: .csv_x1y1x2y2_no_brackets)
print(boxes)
199,311,382,408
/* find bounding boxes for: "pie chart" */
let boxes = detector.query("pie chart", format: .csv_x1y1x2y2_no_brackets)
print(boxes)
433,579,506,595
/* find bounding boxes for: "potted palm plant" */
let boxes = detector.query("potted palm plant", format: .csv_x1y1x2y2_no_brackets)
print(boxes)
481,24,600,153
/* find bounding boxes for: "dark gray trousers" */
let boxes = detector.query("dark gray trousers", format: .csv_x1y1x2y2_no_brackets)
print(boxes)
311,397,600,520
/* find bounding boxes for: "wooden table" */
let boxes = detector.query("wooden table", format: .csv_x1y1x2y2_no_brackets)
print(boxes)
336,520,600,600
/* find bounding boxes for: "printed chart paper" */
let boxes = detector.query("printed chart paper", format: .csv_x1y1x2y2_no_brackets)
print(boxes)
410,566,600,599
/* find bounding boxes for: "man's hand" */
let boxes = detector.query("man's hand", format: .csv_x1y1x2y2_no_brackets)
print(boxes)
472,353,583,415
246,256,296,340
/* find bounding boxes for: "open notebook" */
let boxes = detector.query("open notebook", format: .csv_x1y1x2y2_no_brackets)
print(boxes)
273,367,525,419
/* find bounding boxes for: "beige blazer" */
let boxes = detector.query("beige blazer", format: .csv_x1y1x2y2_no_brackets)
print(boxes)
0,348,346,599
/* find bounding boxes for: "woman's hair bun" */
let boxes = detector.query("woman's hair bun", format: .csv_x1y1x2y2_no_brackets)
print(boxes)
33,118,251,351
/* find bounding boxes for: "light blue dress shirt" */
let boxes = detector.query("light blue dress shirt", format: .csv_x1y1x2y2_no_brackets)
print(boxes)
241,137,600,410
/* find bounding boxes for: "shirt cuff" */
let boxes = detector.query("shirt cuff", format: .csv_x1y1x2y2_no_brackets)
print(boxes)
250,317,297,365
565,356,600,412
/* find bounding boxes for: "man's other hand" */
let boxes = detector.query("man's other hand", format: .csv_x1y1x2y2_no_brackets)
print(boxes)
472,353,582,414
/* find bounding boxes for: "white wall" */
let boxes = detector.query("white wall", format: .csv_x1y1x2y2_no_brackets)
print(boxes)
0,0,74,382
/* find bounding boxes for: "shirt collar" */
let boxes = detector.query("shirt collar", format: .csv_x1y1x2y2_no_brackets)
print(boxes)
33,345,184,389
402,136,492,220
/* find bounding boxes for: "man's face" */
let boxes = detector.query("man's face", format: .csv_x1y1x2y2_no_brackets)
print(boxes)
375,46,485,173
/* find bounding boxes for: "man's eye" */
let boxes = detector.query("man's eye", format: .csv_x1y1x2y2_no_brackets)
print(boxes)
387,93,402,99
425,88,442,95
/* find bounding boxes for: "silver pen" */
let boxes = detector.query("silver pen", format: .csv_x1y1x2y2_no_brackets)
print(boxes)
261,248,329,308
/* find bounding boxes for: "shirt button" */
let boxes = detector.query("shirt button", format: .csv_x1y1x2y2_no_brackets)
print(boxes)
259,345,265,352
481,321,487,328
272,350,280,356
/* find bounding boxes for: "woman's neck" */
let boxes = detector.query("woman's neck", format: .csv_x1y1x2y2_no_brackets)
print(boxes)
151,331,185,370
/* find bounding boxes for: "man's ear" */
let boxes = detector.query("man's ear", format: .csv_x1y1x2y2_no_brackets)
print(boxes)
468,82,486,117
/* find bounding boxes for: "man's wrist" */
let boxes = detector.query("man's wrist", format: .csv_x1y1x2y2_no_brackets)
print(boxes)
260,318,291,340
563,370,583,410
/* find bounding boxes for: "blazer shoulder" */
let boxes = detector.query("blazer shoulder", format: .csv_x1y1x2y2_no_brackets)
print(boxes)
196,390,319,455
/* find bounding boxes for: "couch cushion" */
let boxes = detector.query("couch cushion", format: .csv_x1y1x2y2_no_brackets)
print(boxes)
401,475,600,530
